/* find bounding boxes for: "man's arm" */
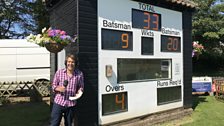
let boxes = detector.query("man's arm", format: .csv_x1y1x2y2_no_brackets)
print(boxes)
69,71,84,100
52,70,65,93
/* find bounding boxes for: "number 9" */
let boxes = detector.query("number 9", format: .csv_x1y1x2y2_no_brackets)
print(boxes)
121,33,128,48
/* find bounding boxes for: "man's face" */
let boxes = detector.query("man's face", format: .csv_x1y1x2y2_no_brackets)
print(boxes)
66,57,75,71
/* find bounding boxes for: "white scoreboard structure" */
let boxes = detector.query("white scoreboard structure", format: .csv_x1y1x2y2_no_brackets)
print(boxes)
98,0,183,125
51,0,195,125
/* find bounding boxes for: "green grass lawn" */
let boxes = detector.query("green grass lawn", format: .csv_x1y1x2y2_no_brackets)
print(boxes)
183,95,224,126
161,95,224,126
0,102,50,126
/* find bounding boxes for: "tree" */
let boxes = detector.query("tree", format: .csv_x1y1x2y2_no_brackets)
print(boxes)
192,0,224,56
0,0,49,39
33,0,50,34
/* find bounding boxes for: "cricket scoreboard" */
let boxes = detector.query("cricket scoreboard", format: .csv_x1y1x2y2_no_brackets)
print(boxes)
98,0,183,125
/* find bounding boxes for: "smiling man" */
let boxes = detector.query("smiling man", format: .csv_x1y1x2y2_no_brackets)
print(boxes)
51,54,84,126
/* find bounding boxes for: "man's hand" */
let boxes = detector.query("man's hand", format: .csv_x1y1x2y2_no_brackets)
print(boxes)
69,89,83,100
55,86,66,93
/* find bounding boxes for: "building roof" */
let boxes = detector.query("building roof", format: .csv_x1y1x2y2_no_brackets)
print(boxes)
166,0,197,8
46,0,197,9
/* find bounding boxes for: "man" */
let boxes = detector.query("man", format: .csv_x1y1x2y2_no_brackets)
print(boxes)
51,54,84,126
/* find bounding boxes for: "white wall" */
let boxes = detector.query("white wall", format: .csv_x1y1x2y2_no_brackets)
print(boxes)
57,50,66,70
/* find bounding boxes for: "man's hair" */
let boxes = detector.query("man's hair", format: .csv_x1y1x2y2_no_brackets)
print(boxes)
64,54,78,67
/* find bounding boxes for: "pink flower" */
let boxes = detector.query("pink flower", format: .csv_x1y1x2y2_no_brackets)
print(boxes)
55,30,61,34
192,41,204,58
48,30,56,37
60,31,66,35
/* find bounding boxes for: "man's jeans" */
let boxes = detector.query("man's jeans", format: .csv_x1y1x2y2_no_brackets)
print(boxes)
51,103,75,126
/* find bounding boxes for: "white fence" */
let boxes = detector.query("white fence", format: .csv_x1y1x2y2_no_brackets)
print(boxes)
0,80,50,98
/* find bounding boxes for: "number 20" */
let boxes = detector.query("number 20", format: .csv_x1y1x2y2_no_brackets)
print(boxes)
167,37,179,51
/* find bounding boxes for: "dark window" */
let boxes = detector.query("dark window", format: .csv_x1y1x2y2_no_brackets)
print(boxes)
157,86,181,105
142,37,153,55
117,59,172,83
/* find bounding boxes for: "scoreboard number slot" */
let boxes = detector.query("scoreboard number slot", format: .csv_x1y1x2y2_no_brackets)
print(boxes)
161,35,181,52
102,92,128,115
101,29,133,50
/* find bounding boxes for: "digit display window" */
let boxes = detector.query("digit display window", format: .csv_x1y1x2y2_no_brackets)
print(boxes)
161,35,181,52
102,29,133,50
157,86,182,105
102,92,128,115
142,37,154,55
132,9,161,31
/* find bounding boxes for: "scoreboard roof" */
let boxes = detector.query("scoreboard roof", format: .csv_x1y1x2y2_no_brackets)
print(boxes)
165,0,197,8
46,0,197,9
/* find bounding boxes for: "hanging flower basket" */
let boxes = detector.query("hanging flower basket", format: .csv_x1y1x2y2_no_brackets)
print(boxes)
45,43,65,53
26,27,77,53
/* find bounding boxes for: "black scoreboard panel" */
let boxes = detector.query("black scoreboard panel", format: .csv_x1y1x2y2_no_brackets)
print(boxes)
157,86,181,105
142,37,154,55
102,29,133,50
161,35,181,52
132,9,161,31
102,92,128,115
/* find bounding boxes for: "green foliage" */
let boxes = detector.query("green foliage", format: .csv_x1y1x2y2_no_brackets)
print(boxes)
0,97,10,106
192,0,224,54
0,0,49,39
192,0,224,76
33,0,50,34
193,51,224,76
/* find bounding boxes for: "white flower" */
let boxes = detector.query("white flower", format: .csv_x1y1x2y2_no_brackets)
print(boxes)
34,34,42,44
42,27,47,33
26,34,35,43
